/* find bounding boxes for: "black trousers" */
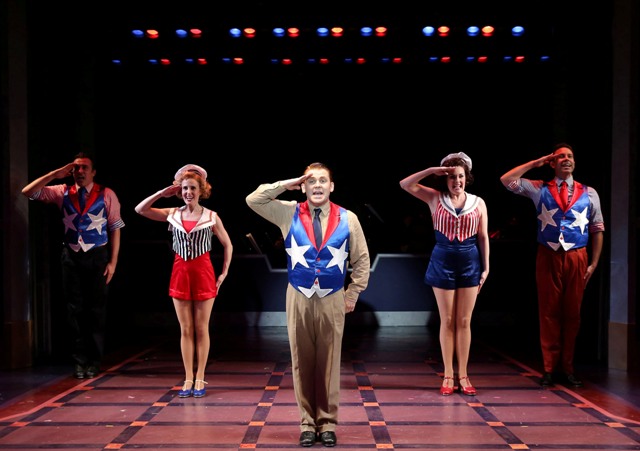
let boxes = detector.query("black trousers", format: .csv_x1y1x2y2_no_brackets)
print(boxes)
61,245,109,367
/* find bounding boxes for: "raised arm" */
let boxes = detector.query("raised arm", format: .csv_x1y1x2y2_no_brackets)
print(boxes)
499,153,556,188
399,166,448,204
245,175,307,232
21,162,76,197
134,185,180,221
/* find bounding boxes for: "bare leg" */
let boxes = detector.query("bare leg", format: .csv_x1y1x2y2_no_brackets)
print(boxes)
193,297,215,386
455,286,479,391
433,287,456,388
173,298,195,385
456,287,478,394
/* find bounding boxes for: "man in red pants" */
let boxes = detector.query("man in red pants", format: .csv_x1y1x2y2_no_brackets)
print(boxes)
500,143,605,387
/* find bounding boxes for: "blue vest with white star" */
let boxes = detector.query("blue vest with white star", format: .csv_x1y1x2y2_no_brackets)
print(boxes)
537,184,590,250
62,185,108,248
286,204,350,298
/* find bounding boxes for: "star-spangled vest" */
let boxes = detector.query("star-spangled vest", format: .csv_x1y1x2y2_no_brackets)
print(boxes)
167,206,216,260
62,184,108,249
537,181,590,251
286,202,350,298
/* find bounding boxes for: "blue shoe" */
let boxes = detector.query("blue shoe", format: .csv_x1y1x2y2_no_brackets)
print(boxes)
178,380,193,398
193,379,208,398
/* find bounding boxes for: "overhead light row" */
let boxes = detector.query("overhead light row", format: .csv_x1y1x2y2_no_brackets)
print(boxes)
130,24,528,39
110,54,551,66
110,23,550,67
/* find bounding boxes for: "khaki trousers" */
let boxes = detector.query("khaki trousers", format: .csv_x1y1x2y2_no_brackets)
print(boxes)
286,284,345,433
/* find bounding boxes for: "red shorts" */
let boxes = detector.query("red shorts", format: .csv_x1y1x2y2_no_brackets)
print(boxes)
169,252,217,301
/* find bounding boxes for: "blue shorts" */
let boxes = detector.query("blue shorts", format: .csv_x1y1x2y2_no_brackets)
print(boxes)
425,236,481,290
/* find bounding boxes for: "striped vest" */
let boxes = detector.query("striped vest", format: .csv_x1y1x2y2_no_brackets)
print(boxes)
167,206,216,260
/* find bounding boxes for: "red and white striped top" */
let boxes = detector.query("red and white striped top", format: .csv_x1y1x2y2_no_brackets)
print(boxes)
431,193,481,242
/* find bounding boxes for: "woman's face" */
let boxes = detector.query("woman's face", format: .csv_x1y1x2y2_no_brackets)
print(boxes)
446,166,466,194
181,178,200,205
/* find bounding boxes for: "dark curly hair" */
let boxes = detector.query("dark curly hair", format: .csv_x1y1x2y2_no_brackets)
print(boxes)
433,157,474,192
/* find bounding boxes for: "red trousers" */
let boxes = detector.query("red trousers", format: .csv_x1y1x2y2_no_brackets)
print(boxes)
535,244,588,374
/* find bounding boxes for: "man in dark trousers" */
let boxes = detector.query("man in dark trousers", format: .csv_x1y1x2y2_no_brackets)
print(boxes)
22,152,125,379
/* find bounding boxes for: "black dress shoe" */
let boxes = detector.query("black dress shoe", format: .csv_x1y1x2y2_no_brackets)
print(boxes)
299,431,316,447
74,364,86,379
319,431,337,447
85,366,100,378
540,372,554,387
565,373,583,387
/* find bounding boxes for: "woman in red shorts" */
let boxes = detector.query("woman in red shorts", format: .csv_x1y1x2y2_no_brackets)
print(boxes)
135,164,233,398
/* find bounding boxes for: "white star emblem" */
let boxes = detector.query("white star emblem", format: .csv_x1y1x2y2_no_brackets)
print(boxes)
557,232,575,251
68,235,96,252
299,278,334,298
570,206,589,234
537,203,558,231
326,239,349,273
62,209,78,233
86,208,108,234
286,235,310,270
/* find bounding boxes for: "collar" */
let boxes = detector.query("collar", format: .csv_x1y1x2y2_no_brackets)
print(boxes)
555,176,573,187
76,182,95,193
308,202,328,216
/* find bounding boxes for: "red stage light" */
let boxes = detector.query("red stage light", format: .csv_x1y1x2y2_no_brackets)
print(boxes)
481,26,495,37
375,26,387,37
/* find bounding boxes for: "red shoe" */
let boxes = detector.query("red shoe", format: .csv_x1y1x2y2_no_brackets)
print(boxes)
458,376,477,396
440,376,455,396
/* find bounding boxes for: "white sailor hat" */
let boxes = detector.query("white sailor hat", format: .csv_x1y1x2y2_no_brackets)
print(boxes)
440,152,472,170
174,164,208,181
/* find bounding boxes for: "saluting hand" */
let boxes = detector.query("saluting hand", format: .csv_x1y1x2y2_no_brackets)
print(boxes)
53,163,77,179
159,185,181,197
281,174,312,190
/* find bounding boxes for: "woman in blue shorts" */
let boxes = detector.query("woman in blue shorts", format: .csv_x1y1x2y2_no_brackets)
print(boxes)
400,152,490,396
